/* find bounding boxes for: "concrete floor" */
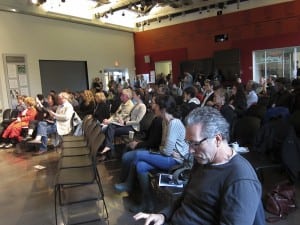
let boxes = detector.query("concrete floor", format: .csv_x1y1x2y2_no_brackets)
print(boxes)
0,146,299,225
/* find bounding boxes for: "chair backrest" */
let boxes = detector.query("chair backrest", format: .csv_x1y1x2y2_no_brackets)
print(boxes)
264,106,290,124
10,109,19,119
139,110,156,133
289,110,300,137
90,130,105,163
246,104,267,121
2,108,12,122
232,116,261,147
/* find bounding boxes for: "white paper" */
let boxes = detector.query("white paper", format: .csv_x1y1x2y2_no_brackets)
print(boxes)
34,165,46,170
19,74,28,86
7,64,17,78
8,79,18,89
159,173,183,188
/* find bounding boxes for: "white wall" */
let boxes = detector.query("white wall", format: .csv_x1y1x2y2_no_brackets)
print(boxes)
0,11,135,109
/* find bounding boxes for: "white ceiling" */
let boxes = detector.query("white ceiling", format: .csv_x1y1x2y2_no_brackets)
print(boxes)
0,0,293,32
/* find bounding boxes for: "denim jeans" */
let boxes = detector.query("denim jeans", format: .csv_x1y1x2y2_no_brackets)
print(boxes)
36,121,57,151
121,150,178,179
104,123,134,150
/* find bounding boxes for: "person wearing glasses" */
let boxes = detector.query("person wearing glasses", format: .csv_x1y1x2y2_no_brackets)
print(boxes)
134,106,265,225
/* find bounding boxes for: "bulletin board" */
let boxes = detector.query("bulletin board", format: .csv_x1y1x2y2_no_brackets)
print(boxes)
2,54,30,108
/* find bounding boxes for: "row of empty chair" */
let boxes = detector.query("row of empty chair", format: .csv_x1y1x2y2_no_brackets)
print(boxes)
54,115,109,225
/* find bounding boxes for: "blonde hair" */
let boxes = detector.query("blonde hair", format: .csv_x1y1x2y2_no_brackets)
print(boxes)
83,90,95,105
24,97,36,107
95,92,106,103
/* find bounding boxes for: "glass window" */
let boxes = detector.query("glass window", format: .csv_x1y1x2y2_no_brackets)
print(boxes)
253,46,300,82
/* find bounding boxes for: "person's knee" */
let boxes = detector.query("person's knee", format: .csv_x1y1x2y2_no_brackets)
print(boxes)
136,161,149,174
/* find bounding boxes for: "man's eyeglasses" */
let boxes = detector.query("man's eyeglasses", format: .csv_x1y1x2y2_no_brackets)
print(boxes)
185,137,208,148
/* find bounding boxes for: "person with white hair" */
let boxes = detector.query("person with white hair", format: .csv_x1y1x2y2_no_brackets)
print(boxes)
134,107,265,225
29,92,74,155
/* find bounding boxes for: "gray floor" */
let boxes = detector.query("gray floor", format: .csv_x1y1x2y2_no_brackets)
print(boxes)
0,146,299,225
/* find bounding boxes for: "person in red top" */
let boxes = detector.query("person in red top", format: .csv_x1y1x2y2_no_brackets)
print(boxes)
0,97,37,148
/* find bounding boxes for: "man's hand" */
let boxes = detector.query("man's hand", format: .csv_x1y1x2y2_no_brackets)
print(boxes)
133,212,165,225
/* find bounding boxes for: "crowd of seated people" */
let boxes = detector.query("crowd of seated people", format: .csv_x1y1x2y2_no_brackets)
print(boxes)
28,92,74,155
114,94,189,213
99,88,147,161
0,97,37,148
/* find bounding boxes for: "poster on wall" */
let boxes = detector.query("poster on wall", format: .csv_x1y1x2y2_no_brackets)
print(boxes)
7,64,17,78
3,54,30,108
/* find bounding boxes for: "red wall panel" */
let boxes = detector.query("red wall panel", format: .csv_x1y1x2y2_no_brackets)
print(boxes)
134,1,300,83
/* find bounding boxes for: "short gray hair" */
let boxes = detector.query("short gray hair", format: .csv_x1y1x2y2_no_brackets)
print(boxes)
185,106,230,141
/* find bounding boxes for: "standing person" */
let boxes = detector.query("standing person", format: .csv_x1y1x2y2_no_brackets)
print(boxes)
134,106,265,225
29,92,74,155
201,79,214,107
246,80,259,108
182,72,193,90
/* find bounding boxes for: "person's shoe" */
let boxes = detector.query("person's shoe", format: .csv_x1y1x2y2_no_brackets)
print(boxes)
23,135,33,141
114,182,132,193
97,155,107,162
0,143,6,148
28,139,42,144
4,143,14,149
33,149,47,156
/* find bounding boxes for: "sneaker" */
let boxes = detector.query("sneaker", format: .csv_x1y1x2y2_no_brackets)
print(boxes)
4,143,14,149
33,149,47,156
0,143,6,148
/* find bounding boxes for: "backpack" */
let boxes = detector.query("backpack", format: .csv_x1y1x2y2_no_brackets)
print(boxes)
264,180,296,222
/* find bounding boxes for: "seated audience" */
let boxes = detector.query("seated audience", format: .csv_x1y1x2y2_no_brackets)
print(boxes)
24,93,58,141
100,89,147,156
102,88,134,126
29,92,74,155
0,97,37,148
269,77,293,111
134,106,265,225
93,91,110,123
228,83,247,117
118,95,163,181
15,95,27,114
114,95,189,213
78,89,95,119
180,86,200,120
